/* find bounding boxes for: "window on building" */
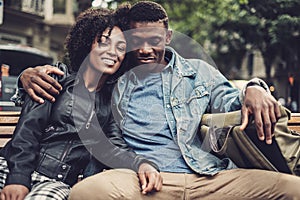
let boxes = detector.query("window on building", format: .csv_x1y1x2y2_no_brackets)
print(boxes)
54,0,66,14
22,0,45,16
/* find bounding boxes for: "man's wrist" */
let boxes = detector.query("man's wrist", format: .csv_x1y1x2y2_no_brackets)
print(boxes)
244,78,271,95
239,78,271,104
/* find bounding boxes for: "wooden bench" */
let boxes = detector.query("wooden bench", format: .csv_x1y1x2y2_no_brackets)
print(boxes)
0,111,300,148
288,113,300,133
0,111,20,147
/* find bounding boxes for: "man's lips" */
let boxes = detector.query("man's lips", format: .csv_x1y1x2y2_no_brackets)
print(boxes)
137,57,155,63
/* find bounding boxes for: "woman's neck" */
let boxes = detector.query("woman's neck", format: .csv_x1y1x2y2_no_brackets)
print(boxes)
83,67,108,92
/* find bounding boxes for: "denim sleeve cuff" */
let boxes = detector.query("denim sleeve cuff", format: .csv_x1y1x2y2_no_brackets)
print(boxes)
5,172,31,190
240,77,271,104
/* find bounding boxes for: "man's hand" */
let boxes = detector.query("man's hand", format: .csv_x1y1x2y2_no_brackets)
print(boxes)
20,65,64,104
138,163,163,195
0,184,29,200
240,86,281,145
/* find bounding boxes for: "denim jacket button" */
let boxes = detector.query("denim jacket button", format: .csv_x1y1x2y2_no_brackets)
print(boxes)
62,165,67,170
57,174,63,179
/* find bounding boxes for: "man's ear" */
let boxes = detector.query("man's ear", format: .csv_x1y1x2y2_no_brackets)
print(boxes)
165,29,173,45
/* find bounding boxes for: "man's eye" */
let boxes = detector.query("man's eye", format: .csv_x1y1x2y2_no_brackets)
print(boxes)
149,39,161,46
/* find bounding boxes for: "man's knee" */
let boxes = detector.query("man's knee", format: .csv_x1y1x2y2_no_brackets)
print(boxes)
274,173,300,199
69,169,141,200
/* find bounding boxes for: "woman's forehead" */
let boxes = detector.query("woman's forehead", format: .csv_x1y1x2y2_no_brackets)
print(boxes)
102,27,126,41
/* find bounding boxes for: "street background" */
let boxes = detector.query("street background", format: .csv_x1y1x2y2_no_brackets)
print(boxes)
0,0,299,112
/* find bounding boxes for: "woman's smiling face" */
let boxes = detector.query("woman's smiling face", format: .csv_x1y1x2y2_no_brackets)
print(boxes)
88,26,127,75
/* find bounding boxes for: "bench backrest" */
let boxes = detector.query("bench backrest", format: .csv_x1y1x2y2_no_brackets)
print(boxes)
0,111,299,148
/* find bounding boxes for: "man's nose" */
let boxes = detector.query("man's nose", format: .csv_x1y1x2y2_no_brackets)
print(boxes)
139,43,152,54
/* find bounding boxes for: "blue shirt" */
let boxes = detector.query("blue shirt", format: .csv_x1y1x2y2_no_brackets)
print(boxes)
122,67,193,173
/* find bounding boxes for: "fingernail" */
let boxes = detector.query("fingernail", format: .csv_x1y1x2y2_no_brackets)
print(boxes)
39,99,44,104
259,136,264,141
51,98,56,102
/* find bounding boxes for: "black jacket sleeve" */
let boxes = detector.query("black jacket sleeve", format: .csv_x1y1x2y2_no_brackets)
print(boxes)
1,95,52,189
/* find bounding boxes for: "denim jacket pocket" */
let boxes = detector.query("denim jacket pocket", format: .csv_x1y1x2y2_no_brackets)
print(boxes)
186,85,209,114
36,153,71,182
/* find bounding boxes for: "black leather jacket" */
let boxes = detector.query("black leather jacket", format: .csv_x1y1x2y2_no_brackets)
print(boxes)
1,63,158,189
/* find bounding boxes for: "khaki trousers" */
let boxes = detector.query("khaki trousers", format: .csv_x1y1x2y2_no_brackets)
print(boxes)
69,168,300,200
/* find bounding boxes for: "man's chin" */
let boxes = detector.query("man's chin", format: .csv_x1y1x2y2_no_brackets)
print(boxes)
136,62,156,67
134,62,165,73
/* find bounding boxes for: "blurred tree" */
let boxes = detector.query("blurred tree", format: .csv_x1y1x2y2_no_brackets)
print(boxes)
75,0,92,16
240,0,300,79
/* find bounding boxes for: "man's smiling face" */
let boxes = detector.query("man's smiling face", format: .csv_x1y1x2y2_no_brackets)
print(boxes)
128,21,172,72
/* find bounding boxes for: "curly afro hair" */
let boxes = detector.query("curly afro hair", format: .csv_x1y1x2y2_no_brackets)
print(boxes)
65,4,130,72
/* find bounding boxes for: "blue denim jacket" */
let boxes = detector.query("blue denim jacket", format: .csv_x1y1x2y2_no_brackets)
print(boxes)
112,47,265,176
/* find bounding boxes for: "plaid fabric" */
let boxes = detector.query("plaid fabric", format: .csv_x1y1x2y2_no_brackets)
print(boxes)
0,157,70,200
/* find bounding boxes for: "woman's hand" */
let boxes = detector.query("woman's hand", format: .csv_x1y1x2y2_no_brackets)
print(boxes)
138,163,163,195
0,184,29,200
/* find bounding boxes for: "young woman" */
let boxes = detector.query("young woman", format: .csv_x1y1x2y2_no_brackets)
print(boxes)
0,6,160,200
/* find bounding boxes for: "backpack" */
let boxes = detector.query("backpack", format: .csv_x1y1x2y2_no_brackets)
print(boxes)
199,105,300,176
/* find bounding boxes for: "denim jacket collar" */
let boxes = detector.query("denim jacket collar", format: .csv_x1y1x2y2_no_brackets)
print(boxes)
166,47,196,78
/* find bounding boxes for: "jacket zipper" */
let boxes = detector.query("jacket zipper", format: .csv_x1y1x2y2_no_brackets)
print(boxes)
60,140,73,162
86,110,95,129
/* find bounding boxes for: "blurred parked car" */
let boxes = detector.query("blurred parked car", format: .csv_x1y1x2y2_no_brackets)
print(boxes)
0,44,53,111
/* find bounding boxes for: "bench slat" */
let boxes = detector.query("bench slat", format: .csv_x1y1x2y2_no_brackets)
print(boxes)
0,116,19,124
0,138,11,147
0,111,19,147
289,113,300,125
288,126,300,133
0,126,16,135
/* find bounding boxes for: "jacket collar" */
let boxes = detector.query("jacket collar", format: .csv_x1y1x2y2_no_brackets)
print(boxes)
165,47,196,77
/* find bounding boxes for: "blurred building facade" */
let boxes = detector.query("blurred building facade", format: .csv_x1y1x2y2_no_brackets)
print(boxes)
0,0,91,62
236,50,299,112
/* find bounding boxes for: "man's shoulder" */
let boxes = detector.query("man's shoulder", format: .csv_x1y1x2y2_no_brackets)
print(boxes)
176,56,216,73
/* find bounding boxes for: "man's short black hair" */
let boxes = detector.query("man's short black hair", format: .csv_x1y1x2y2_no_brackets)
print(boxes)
128,1,169,29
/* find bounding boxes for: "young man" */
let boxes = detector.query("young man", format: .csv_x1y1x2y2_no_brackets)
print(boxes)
19,1,300,199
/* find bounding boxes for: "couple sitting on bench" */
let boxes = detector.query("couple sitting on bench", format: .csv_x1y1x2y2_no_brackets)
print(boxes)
1,1,300,200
